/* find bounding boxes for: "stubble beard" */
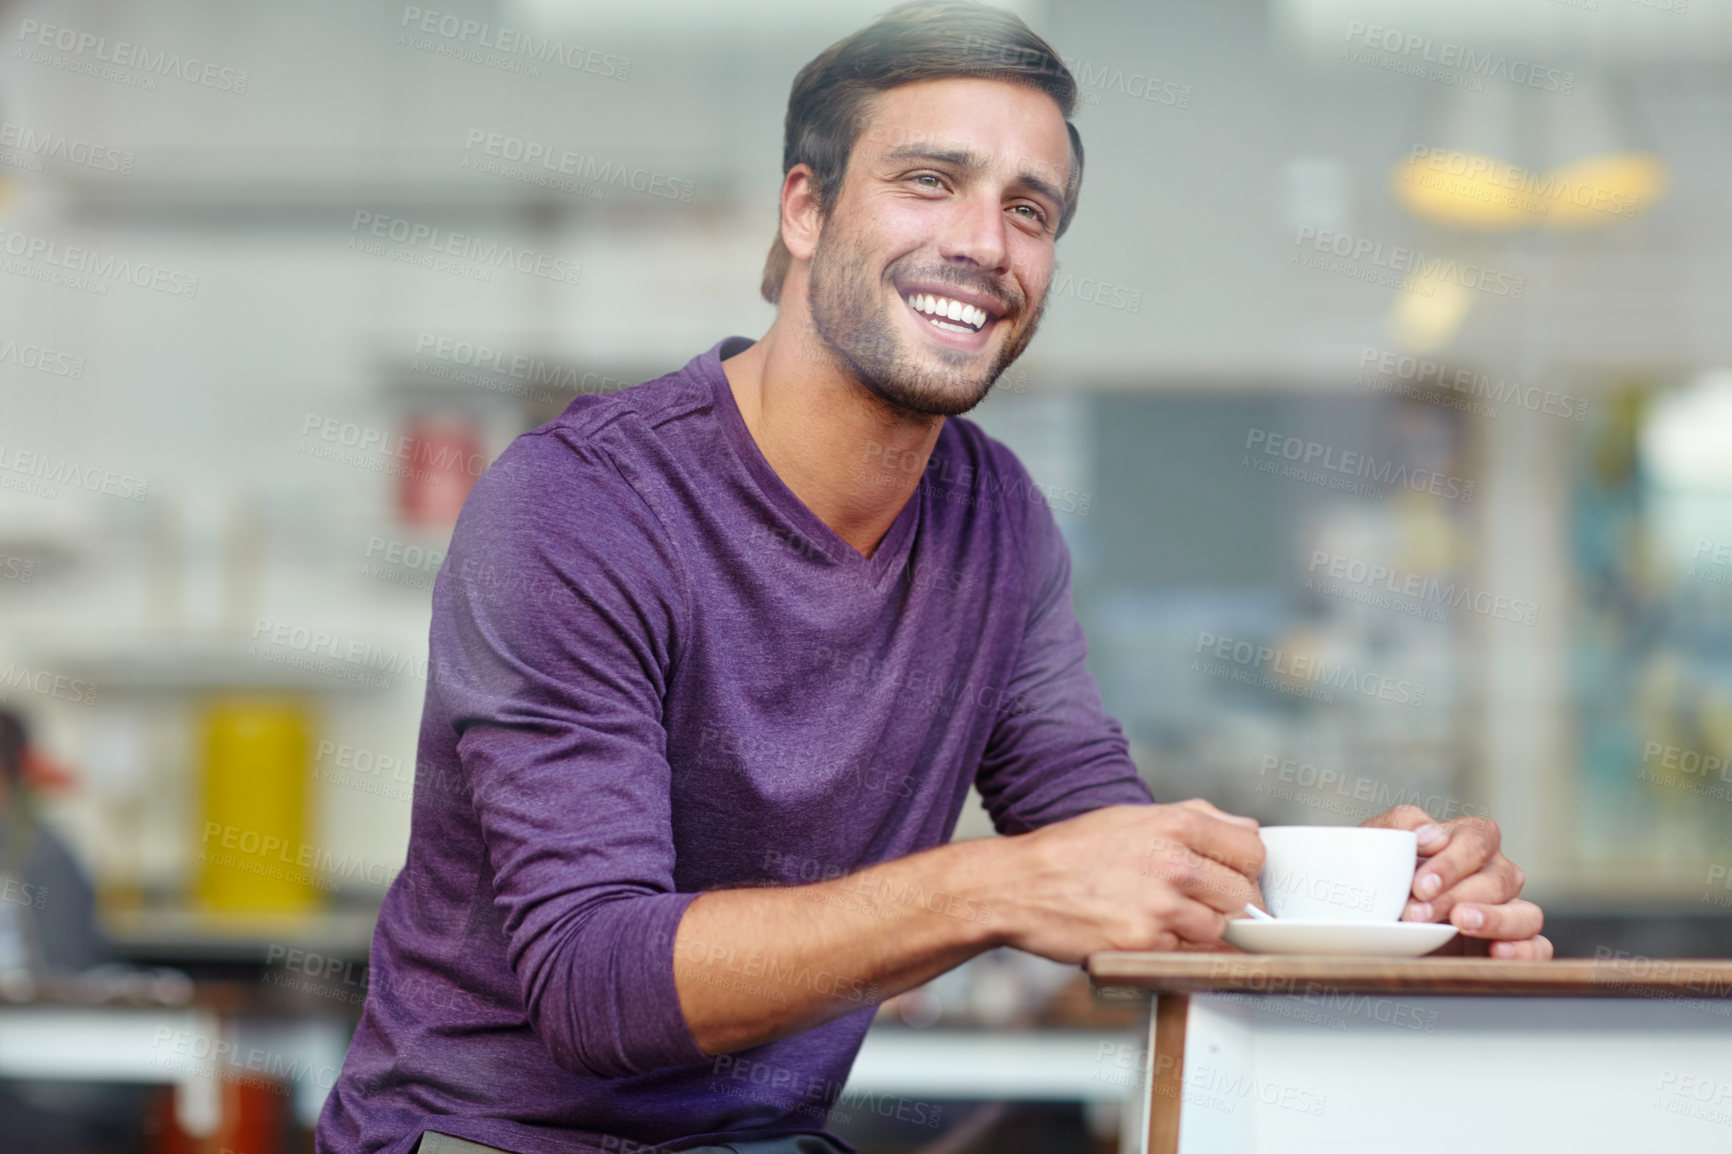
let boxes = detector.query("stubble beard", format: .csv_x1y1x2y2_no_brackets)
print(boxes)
805,223,1044,420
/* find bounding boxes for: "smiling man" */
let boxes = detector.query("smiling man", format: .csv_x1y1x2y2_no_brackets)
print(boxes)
317,5,1548,1153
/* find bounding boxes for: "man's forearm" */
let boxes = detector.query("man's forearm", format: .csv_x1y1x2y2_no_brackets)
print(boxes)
672,835,1015,1054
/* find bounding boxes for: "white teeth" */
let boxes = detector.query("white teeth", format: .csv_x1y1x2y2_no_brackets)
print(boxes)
905,292,990,333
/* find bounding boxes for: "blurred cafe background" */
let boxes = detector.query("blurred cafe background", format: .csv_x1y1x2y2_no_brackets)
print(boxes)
2,0,1732,1149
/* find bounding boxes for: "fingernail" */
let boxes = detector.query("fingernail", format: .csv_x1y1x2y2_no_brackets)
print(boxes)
1406,901,1432,922
1416,824,1447,848
1456,907,1483,930
1416,873,1441,898
1492,941,1513,958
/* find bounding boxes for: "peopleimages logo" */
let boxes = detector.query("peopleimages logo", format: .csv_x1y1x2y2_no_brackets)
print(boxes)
1690,540,1732,585
958,35,1193,110
1357,347,1587,422
1306,550,1537,627
1403,146,1642,222
1245,428,1476,503
1050,270,1142,313
0,662,99,706
348,211,581,286
1257,755,1488,821
1341,21,1574,95
1292,227,1525,299
0,226,200,298
1195,632,1425,706
199,821,400,889
1263,864,1379,915
14,19,250,93
1639,741,1732,802
1094,1046,1329,1115
669,934,879,1004
410,333,630,407
361,535,445,593
398,7,631,80
249,616,427,688
760,850,995,925
0,442,150,502
299,412,489,480
0,336,85,379
0,121,133,174
462,130,694,203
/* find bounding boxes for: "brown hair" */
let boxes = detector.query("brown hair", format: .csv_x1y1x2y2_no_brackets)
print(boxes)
760,1,1084,305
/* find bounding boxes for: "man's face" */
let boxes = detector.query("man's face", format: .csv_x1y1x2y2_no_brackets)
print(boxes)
804,76,1071,418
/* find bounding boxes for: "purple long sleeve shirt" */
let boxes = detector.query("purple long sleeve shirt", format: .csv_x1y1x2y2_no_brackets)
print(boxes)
316,336,1153,1154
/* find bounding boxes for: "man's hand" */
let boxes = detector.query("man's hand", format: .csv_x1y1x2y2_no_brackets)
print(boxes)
992,800,1266,964
1363,805,1551,960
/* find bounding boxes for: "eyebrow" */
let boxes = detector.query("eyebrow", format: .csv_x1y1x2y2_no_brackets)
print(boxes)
880,144,1068,220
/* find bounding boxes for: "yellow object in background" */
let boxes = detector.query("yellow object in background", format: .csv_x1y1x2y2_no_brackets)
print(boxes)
1387,269,1476,354
196,697,319,913
1391,149,1665,233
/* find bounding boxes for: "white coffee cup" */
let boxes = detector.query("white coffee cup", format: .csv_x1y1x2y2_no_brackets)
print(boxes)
1257,826,1418,922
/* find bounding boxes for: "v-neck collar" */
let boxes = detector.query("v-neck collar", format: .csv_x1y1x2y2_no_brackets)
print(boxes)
700,336,925,589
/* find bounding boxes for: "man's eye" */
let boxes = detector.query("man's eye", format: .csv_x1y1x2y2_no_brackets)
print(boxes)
1011,204,1047,225
913,173,945,188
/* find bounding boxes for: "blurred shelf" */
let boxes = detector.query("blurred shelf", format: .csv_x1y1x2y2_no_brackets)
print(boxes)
0,968,201,1009
102,907,378,963
44,636,396,693
58,151,742,221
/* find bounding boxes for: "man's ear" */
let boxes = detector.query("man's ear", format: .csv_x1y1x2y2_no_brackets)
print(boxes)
780,163,823,263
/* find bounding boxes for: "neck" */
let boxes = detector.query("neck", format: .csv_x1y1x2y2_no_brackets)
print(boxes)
722,317,942,560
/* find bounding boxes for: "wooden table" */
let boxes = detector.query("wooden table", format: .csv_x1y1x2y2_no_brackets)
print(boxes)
1087,952,1732,1154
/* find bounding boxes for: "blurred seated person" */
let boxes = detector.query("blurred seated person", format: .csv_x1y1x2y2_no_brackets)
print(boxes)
0,708,109,976
0,707,145,1154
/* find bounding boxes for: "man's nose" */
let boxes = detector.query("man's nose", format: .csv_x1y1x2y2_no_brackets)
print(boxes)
936,191,1010,275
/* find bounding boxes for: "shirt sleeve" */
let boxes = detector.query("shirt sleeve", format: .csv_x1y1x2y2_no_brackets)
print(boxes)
429,429,709,1079
973,459,1154,835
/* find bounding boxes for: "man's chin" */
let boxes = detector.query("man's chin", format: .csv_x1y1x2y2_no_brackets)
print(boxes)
860,369,996,419
814,303,1014,417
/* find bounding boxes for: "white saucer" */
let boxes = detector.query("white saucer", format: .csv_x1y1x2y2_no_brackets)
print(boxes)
1223,918,1458,957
